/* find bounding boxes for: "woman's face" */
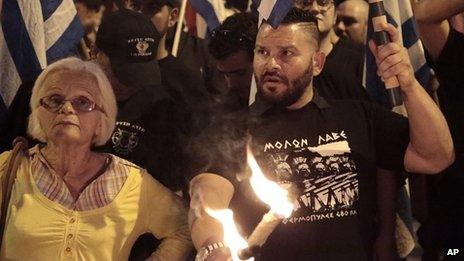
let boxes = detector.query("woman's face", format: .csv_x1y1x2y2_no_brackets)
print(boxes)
37,70,103,146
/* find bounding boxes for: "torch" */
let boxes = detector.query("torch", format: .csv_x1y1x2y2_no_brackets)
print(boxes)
368,0,403,107
237,146,294,260
203,146,294,261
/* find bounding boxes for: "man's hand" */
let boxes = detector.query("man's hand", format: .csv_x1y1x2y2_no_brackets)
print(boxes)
368,23,417,93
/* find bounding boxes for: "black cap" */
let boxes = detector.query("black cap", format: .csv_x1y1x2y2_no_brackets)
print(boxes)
96,9,162,87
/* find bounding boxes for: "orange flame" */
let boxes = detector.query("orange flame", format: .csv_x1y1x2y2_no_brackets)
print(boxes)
205,208,252,261
247,146,293,218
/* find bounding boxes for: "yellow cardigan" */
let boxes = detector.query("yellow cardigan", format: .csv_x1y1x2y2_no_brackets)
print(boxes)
0,151,192,260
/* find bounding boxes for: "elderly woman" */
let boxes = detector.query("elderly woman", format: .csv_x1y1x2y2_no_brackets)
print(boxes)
0,57,192,260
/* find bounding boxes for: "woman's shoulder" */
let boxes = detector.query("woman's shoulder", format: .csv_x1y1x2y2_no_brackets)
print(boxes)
107,154,146,176
106,154,172,192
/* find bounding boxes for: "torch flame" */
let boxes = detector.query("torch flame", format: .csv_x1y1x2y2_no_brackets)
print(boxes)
205,208,252,261
247,146,293,218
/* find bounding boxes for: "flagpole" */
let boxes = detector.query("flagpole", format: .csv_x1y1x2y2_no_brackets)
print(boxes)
368,0,403,107
172,0,188,57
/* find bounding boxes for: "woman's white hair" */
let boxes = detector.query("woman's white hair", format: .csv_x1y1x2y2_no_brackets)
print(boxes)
28,57,117,146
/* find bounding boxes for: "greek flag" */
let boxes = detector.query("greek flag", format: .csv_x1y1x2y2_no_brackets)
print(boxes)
365,0,430,108
0,0,84,123
189,0,230,38
249,0,293,104
252,0,294,27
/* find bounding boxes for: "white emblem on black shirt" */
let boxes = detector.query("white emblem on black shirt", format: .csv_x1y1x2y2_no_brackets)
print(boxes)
260,130,359,224
111,121,145,155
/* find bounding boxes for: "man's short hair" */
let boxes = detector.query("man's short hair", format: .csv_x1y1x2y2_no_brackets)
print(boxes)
267,7,320,48
208,12,258,61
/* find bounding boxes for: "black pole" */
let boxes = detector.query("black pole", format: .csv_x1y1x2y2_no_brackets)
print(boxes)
369,0,403,107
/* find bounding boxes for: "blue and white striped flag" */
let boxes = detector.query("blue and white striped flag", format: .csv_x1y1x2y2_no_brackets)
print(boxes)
189,0,230,38
249,0,293,104
0,0,84,123
251,0,293,28
365,0,430,108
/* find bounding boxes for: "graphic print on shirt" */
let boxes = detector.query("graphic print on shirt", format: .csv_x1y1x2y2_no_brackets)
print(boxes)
111,121,145,155
260,130,359,224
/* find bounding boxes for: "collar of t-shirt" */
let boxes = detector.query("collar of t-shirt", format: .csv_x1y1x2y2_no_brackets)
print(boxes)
250,89,330,116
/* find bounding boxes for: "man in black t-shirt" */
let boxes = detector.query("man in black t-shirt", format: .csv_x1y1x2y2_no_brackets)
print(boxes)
412,0,464,155
188,8,454,261
95,9,184,191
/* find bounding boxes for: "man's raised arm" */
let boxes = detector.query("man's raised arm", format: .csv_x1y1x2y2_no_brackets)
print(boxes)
368,23,455,174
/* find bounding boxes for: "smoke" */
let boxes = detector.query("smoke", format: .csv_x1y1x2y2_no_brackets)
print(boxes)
184,92,257,182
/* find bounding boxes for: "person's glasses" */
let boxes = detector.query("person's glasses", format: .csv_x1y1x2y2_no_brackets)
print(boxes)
295,0,334,8
39,94,105,114
211,30,254,45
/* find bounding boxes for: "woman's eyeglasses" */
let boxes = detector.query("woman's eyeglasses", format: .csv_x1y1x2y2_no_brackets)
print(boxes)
39,94,105,114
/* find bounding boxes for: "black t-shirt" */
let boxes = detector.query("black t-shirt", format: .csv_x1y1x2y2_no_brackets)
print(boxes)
314,37,371,101
205,93,410,260
97,86,185,191
418,28,464,249
434,28,464,153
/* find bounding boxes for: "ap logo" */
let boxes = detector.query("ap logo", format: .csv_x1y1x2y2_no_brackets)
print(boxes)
446,249,460,256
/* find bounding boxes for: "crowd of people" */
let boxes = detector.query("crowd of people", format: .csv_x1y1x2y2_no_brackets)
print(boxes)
0,0,462,260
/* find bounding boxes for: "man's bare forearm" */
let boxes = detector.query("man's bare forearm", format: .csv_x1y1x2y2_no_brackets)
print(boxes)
411,0,464,25
403,80,454,173
411,0,464,59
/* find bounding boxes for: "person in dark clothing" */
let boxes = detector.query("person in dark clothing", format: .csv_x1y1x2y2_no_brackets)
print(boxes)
95,9,191,260
139,0,210,118
95,9,185,191
143,0,227,98
208,12,258,111
411,1,464,258
188,9,454,261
